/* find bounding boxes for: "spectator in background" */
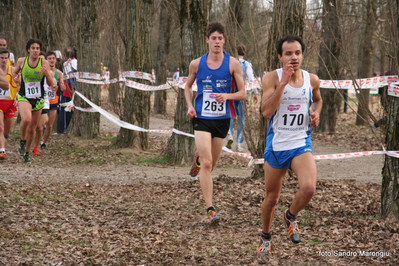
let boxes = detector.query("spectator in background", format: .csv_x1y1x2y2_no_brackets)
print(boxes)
226,45,259,152
0,37,15,66
57,47,77,134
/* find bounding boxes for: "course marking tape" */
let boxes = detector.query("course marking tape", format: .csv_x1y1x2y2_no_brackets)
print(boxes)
71,90,399,166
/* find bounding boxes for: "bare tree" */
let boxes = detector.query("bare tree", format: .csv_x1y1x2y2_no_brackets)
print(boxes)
163,0,211,164
153,1,174,114
252,0,306,178
355,0,378,126
115,0,154,149
67,0,101,138
317,0,342,133
381,0,399,221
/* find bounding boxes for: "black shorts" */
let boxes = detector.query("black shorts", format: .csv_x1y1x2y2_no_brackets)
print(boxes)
41,109,50,114
192,117,230,139
50,103,59,110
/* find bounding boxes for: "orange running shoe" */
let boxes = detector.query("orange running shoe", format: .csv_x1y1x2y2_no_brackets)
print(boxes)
32,147,41,156
189,151,200,177
284,209,301,244
0,151,6,160
258,235,271,256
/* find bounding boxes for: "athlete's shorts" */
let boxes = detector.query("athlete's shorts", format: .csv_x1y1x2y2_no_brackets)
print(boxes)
192,117,230,139
0,100,17,118
50,103,59,110
41,109,50,114
18,95,44,111
264,144,313,170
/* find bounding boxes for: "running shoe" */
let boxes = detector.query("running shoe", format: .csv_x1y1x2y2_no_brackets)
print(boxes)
284,210,301,244
23,152,31,164
19,140,26,156
257,235,271,256
0,151,6,160
207,209,220,225
226,135,233,149
32,147,41,156
189,151,200,177
40,143,47,149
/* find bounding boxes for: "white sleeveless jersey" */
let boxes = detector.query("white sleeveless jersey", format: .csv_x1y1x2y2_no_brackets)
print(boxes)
266,69,313,151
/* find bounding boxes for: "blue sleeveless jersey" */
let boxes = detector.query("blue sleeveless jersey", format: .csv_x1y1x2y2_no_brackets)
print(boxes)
194,52,234,119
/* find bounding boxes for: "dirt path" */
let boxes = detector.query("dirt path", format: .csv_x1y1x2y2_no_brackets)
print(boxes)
1,110,384,185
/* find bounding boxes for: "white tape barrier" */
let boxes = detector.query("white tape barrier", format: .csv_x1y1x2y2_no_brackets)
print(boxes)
70,91,399,167
252,150,399,165
74,91,172,133
320,75,398,89
388,83,399,97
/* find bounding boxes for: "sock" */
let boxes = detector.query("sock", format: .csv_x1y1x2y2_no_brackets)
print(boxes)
286,209,296,219
207,206,215,213
261,231,271,240
0,148,5,152
196,156,200,166
20,139,26,143
41,142,44,145
4,135,9,139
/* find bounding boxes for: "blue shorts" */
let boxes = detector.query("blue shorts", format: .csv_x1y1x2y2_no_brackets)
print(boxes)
264,144,313,170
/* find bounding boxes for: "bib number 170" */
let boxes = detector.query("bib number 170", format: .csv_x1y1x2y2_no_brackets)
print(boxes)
282,113,304,126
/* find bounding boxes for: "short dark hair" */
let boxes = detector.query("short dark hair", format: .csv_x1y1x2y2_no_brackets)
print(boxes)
0,48,10,57
206,21,225,38
276,35,306,56
26,38,42,52
45,50,56,59
237,45,246,56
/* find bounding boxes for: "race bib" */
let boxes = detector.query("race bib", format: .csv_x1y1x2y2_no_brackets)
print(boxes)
24,81,41,98
276,103,309,132
0,85,10,99
201,92,226,117
45,84,56,100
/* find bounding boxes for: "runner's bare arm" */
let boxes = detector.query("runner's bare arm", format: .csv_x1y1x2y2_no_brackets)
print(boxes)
261,62,295,119
309,74,323,127
58,70,66,91
215,58,246,103
261,71,281,119
42,59,55,86
12,57,24,79
185,58,200,118
0,68,8,90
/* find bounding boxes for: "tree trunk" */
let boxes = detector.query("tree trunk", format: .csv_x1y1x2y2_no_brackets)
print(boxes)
253,0,306,178
163,0,211,165
225,0,243,55
355,0,377,126
115,0,153,149
381,0,399,221
67,0,101,138
153,1,173,115
317,0,342,133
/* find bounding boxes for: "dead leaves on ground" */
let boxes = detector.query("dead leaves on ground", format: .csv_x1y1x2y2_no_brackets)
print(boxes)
0,175,397,265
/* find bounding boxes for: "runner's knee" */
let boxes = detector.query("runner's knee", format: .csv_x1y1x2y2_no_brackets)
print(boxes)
299,185,315,200
201,159,212,171
265,193,279,208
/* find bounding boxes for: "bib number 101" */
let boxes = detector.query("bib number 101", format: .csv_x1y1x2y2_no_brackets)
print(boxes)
27,87,40,94
282,114,304,126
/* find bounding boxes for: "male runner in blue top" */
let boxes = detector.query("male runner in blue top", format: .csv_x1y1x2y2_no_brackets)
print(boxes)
185,21,246,225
